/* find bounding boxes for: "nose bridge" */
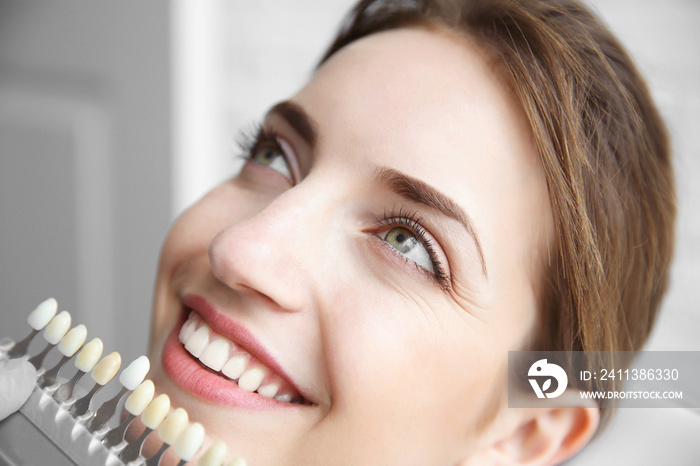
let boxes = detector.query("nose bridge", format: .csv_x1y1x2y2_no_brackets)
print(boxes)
207,179,334,312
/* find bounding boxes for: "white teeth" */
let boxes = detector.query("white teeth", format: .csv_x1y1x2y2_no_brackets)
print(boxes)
257,383,279,399
184,324,210,358
174,421,205,462
118,355,150,390
199,337,230,372
238,367,266,392
181,313,303,404
221,354,248,380
27,298,58,330
179,318,197,344
43,311,72,345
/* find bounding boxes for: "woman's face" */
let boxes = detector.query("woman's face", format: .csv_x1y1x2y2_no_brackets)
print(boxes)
148,27,552,465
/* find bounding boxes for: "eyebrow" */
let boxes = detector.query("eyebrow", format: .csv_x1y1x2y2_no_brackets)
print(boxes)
376,167,488,278
268,100,318,146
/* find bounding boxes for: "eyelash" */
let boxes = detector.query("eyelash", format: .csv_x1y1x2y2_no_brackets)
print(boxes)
235,122,290,169
237,124,450,291
376,207,450,290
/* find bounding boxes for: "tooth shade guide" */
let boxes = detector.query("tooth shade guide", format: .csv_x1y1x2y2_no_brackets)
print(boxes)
174,422,205,462
57,324,88,357
198,440,228,466
141,393,171,429
125,379,156,415
91,351,122,385
75,337,104,372
119,355,151,390
27,297,58,330
43,310,72,345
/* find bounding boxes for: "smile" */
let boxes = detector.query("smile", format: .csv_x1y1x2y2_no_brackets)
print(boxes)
178,311,305,404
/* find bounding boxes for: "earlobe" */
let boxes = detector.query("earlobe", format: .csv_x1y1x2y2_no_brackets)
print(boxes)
487,390,600,465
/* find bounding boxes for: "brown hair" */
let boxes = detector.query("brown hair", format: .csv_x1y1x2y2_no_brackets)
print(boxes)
320,0,676,420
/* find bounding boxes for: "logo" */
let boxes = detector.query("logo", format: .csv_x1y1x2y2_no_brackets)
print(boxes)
528,359,568,399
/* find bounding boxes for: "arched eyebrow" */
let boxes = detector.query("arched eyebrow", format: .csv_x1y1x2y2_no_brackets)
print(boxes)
268,100,318,146
376,167,488,279
266,100,488,279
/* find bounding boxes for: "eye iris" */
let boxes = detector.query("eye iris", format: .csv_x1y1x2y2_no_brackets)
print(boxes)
386,227,418,254
255,145,278,165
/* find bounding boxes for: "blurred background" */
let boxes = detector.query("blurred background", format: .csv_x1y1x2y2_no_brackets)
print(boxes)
0,0,697,463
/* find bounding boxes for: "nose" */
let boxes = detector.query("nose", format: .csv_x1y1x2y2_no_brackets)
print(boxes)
207,185,328,313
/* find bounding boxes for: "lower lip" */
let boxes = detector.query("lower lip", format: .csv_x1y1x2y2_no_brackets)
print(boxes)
161,318,299,411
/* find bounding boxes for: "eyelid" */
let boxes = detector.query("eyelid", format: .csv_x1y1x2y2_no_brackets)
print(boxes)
266,128,301,185
373,212,451,290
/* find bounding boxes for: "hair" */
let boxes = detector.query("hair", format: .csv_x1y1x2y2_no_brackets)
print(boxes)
319,0,676,424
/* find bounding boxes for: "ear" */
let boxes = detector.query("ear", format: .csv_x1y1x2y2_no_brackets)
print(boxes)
482,390,600,466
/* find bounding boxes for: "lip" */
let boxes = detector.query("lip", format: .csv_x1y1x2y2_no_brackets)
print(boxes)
161,293,310,409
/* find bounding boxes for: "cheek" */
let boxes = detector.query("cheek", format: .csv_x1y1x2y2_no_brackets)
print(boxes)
322,279,507,458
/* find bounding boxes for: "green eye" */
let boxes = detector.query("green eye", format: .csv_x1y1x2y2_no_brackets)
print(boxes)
382,227,434,273
251,142,292,180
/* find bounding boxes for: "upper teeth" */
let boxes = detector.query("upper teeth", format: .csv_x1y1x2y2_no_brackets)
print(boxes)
178,312,300,403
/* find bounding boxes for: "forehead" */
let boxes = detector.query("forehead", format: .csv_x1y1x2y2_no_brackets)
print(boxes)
294,27,540,184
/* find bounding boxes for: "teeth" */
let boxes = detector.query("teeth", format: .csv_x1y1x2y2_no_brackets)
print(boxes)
43,310,72,345
118,355,150,390
229,459,248,466
57,324,87,357
181,312,305,404
141,393,171,429
221,354,248,380
185,324,210,358
27,298,58,330
257,383,279,399
199,337,230,371
198,440,227,466
158,407,189,445
91,352,122,385
174,421,205,462
75,338,104,372
179,317,197,344
238,367,266,392
124,380,155,415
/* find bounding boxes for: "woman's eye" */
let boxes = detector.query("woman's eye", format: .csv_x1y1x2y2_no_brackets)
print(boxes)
251,142,292,180
379,226,435,274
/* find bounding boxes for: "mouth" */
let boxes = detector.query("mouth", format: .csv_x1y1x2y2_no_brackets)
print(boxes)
162,295,311,409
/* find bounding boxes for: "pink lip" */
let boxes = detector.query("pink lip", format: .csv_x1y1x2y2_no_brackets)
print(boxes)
161,293,309,409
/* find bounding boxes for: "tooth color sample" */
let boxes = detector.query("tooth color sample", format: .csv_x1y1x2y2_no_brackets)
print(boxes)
75,338,104,372
199,337,230,371
57,325,87,357
27,298,58,330
91,352,122,385
141,394,170,429
118,355,150,390
184,325,210,358
228,459,247,466
198,440,227,466
43,311,72,345
158,407,189,445
124,380,155,415
238,368,265,392
174,422,205,461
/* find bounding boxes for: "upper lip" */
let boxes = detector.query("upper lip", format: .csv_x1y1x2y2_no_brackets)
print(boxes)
181,293,312,404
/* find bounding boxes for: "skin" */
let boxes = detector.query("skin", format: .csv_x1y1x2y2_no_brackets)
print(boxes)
148,27,563,465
